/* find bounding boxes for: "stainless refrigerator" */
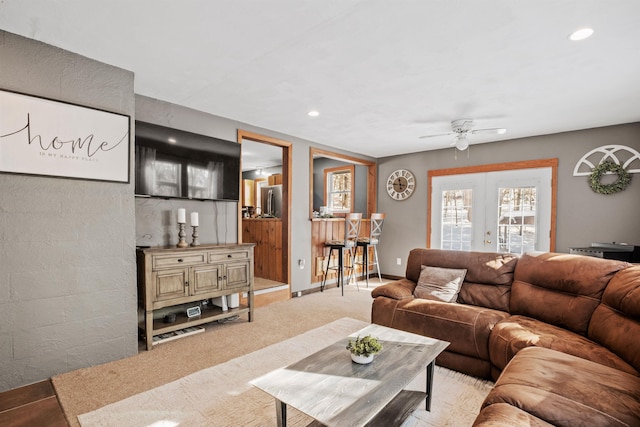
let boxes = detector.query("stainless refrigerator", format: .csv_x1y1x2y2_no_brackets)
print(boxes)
261,185,283,218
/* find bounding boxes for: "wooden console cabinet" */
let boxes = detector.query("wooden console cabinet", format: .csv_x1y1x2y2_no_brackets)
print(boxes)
137,243,255,350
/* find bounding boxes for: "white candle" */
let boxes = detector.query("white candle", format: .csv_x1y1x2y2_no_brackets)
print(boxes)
177,208,186,224
191,212,199,227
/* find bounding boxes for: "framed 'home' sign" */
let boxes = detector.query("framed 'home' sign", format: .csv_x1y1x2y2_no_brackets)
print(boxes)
0,89,130,183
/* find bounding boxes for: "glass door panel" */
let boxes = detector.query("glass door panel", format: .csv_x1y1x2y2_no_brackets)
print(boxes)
441,189,473,251
497,186,538,253
486,167,551,253
431,173,485,251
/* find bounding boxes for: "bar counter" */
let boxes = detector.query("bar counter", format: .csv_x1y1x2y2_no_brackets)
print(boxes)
311,217,371,283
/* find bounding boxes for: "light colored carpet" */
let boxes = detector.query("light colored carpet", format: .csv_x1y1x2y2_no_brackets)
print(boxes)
77,317,493,427
53,281,378,426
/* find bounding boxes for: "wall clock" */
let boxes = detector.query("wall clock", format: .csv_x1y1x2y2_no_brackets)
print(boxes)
386,169,416,200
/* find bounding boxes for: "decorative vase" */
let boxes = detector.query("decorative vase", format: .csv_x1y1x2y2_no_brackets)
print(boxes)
351,353,374,364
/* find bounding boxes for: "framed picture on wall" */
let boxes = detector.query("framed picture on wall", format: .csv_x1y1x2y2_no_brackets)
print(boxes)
0,88,130,183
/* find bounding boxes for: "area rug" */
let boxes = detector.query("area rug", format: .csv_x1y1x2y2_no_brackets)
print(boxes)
77,317,493,426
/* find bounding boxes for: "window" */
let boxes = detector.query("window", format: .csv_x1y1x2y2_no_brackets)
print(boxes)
441,189,473,251
324,165,354,213
497,186,537,254
153,159,182,197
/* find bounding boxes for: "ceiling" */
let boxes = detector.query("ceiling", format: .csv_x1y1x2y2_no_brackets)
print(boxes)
241,140,282,172
1,1,639,159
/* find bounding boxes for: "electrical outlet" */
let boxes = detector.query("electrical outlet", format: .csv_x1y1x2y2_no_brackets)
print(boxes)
298,259,305,269
396,257,402,265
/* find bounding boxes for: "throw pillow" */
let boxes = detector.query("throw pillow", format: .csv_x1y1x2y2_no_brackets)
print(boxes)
414,265,467,302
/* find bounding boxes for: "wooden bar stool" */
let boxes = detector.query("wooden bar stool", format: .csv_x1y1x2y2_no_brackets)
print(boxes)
356,213,385,287
321,213,362,295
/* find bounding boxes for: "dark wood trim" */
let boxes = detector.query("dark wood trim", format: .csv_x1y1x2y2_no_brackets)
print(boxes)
427,158,558,251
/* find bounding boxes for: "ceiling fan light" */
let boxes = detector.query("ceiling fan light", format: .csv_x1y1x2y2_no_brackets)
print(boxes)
455,135,469,151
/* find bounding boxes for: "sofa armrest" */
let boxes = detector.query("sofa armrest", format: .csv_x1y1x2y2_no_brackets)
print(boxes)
371,279,416,300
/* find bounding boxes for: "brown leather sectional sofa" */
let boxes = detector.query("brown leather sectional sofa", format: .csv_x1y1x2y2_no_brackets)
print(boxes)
371,248,640,426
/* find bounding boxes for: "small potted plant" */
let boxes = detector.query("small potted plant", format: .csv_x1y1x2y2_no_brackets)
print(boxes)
346,334,382,364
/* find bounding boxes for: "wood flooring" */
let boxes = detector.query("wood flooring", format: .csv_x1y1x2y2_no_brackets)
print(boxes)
0,380,68,427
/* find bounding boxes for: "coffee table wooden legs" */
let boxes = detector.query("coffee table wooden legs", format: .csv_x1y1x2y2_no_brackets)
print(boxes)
276,399,287,427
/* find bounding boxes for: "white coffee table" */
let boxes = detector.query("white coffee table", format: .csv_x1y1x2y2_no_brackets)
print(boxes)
250,323,449,427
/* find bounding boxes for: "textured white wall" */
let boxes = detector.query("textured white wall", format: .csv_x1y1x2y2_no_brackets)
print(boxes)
0,31,138,391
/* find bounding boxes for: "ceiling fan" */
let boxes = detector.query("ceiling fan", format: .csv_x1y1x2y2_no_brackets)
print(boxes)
419,119,507,150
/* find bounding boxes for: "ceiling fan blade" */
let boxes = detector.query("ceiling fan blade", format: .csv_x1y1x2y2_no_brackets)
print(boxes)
418,132,454,139
470,128,507,135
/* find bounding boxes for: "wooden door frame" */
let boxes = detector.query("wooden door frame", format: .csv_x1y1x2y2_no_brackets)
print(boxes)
427,158,558,251
237,130,292,287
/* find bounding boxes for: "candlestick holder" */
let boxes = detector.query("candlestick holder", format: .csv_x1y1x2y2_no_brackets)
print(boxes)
176,223,188,248
190,225,200,247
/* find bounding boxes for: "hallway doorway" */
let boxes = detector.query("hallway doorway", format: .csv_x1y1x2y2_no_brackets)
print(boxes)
237,130,292,305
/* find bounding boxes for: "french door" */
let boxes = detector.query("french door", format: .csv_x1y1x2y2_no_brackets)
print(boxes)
430,167,553,254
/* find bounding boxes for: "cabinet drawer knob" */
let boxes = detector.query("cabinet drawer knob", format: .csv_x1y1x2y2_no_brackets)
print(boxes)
227,254,232,258
178,258,184,262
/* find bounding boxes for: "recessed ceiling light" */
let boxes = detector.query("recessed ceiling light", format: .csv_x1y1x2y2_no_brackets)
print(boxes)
308,110,320,117
168,137,177,144
569,27,594,41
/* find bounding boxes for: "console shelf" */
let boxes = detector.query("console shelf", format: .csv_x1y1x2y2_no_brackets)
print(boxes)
137,244,255,350
149,305,250,337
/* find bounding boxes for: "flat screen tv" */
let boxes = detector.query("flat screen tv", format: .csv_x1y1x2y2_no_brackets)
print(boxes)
134,121,240,201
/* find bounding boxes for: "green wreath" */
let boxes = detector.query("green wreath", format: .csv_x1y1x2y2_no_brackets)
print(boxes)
589,161,631,195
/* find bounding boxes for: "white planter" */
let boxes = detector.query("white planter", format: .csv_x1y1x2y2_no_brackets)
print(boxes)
350,353,374,364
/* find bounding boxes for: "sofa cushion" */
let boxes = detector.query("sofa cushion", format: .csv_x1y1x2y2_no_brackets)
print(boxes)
511,252,628,335
414,265,467,302
405,248,518,311
481,347,640,427
473,403,555,427
589,265,640,372
489,315,637,375
382,298,509,361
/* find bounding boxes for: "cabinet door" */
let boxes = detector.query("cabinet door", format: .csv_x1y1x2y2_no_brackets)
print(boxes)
191,264,222,295
268,173,282,185
152,268,189,301
224,261,250,290
242,179,254,207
